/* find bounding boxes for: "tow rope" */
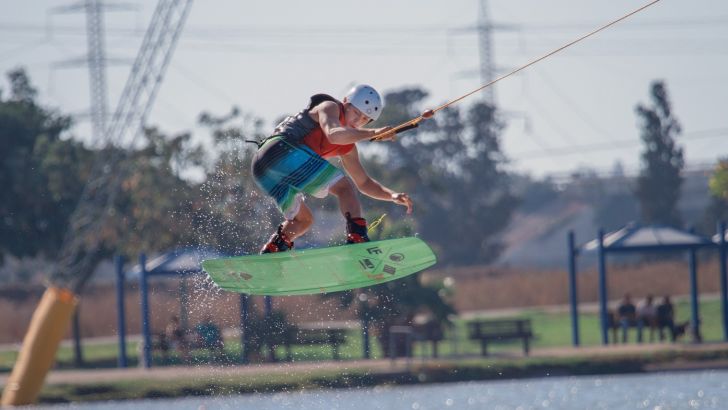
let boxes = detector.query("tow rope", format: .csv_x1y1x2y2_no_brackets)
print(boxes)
371,0,661,141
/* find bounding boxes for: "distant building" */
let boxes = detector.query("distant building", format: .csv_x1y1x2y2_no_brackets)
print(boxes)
494,168,712,269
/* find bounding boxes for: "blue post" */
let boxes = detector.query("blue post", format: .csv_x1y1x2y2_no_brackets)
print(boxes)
115,255,128,368
688,246,701,342
239,294,249,364
719,221,728,341
362,315,370,359
179,277,189,331
597,229,609,345
568,231,580,346
139,254,152,368
264,296,272,319
264,296,274,361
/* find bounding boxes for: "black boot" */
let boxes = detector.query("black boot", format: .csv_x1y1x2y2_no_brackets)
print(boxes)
345,212,370,244
260,224,294,254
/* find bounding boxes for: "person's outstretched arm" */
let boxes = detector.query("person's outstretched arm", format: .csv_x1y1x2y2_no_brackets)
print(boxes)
340,146,412,214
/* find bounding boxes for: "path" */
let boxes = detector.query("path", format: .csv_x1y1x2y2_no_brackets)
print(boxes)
3,342,728,387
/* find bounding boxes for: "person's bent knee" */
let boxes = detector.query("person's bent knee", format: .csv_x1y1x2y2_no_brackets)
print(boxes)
329,178,356,197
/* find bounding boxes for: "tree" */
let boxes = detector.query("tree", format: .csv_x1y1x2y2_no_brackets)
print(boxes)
108,128,205,257
635,80,684,227
371,87,517,265
106,107,275,258
0,68,84,265
702,158,728,233
189,108,275,255
709,158,728,201
510,174,559,213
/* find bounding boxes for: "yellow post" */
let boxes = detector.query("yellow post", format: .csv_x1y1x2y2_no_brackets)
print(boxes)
1,287,78,406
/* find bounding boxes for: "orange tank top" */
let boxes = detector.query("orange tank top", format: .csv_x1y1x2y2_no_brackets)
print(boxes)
302,100,354,159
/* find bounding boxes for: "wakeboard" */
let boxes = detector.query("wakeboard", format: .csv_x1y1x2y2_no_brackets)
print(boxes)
201,237,436,296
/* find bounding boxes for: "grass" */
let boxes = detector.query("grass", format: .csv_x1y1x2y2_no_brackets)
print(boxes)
413,297,727,356
0,342,140,373
2,298,727,404
35,368,361,404
25,346,728,404
1,298,725,372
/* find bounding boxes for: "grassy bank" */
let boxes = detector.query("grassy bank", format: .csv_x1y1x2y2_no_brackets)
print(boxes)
2,296,727,404
27,347,728,404
1,297,724,372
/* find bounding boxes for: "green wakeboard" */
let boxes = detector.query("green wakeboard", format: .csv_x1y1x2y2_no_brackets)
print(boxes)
201,237,436,296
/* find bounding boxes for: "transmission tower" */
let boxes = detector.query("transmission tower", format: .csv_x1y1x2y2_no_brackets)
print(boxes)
450,0,516,107
51,0,194,291
477,0,496,105
85,0,108,141
50,1,137,143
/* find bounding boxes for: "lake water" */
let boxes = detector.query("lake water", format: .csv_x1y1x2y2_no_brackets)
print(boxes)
30,369,728,410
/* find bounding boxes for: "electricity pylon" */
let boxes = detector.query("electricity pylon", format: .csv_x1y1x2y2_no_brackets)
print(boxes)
51,0,194,292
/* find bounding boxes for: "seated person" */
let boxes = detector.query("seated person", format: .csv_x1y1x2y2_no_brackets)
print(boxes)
617,293,636,343
605,309,619,344
156,331,170,361
636,295,657,343
165,315,190,362
656,295,676,342
195,316,225,358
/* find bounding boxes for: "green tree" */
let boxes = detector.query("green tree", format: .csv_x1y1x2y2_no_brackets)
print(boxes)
107,108,272,259
635,80,684,227
108,128,205,257
190,108,275,255
373,88,517,265
702,158,728,233
0,68,86,264
511,174,559,213
0,69,277,288
709,158,728,201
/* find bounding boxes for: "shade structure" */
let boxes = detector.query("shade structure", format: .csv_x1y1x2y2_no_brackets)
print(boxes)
567,222,728,347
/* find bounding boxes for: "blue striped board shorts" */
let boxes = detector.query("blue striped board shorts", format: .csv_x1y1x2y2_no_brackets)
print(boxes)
252,136,345,220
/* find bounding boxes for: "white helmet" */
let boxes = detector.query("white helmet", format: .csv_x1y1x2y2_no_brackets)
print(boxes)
344,84,383,121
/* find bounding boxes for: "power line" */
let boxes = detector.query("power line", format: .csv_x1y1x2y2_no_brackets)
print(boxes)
1,16,727,36
541,158,721,181
532,68,619,148
0,38,49,60
524,93,580,146
3,21,725,58
169,62,238,106
510,128,728,159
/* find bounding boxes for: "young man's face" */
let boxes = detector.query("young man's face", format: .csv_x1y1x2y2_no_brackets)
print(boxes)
344,103,372,129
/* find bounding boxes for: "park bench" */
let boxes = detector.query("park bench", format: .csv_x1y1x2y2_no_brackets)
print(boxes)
466,318,533,356
413,320,445,357
280,326,348,361
388,319,445,359
147,325,224,365
604,310,686,343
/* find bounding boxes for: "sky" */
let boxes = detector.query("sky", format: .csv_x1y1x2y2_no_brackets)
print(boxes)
2,0,727,179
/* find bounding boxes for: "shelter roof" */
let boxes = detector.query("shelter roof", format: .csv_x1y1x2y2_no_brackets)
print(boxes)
127,247,229,276
582,223,712,252
712,230,728,243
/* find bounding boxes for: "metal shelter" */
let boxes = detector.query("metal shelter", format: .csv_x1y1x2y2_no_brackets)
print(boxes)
115,247,233,368
116,247,374,368
567,222,728,347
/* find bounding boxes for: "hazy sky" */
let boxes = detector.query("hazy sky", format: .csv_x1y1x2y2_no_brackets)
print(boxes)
2,0,727,178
